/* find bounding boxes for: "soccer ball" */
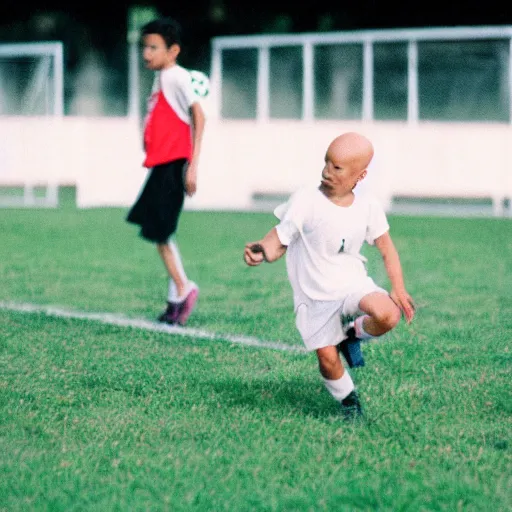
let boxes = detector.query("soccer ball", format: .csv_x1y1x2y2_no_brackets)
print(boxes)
189,69,210,98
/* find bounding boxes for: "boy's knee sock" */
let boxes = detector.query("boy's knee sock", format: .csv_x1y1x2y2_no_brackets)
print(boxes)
167,279,182,304
167,239,188,303
354,315,374,341
169,239,186,279
323,371,354,402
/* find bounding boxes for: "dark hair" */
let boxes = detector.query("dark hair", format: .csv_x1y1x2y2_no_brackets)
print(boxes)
141,17,182,48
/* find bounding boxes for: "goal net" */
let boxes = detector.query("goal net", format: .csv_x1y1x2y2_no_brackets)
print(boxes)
0,42,64,207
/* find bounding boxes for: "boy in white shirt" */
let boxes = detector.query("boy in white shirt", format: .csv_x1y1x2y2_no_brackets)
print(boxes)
244,132,415,420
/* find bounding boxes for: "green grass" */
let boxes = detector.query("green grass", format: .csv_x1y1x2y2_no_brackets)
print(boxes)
0,202,511,511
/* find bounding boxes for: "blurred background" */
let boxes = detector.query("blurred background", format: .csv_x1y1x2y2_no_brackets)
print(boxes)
0,1,507,116
0,1,511,216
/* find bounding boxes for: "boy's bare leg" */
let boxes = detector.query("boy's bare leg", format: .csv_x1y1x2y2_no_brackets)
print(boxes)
316,345,362,419
338,292,402,368
316,346,345,380
156,243,186,298
358,292,401,337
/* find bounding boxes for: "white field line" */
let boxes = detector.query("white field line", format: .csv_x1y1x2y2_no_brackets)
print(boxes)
0,301,307,353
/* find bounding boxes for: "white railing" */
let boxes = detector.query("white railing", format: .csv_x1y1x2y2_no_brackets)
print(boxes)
209,25,512,123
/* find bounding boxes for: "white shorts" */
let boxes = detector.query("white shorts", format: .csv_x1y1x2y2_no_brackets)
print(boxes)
294,277,387,352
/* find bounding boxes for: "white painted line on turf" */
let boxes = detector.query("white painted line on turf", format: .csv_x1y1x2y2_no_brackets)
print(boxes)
0,301,307,353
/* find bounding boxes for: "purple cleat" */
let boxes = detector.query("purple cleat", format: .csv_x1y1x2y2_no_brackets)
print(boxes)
176,286,199,326
157,302,180,324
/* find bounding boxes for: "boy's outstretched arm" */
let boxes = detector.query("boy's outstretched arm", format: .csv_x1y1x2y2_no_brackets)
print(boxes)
244,228,287,266
374,232,415,323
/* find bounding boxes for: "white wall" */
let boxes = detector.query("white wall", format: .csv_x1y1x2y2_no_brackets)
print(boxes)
0,116,146,207
0,117,510,214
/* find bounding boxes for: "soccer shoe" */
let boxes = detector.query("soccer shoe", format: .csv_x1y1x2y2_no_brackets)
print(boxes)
340,390,363,421
337,327,365,368
176,285,199,326
157,302,180,324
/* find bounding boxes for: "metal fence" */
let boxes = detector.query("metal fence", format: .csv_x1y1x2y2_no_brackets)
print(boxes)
208,25,512,123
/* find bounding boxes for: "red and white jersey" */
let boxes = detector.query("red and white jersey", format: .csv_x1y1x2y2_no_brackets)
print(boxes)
143,65,197,168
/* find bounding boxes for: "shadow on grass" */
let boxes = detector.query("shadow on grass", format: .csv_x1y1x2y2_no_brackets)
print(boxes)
207,376,340,420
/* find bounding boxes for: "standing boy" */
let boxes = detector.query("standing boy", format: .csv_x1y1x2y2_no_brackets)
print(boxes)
243,132,415,420
127,17,205,325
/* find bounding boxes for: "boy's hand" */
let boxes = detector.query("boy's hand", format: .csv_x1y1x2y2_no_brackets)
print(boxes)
390,289,416,323
184,163,197,196
244,242,267,266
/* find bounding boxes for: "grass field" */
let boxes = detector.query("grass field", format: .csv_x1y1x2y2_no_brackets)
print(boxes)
0,196,511,511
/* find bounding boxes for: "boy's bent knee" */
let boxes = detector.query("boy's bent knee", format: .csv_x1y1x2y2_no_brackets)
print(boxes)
377,303,401,331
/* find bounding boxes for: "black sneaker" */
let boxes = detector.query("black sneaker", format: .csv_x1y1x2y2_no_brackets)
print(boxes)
157,302,179,324
337,327,365,368
340,390,363,421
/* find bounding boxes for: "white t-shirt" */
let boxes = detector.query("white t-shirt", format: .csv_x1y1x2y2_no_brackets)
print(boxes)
275,186,389,302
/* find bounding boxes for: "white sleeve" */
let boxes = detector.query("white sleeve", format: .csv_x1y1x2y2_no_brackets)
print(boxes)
161,67,197,120
274,189,307,246
365,198,390,245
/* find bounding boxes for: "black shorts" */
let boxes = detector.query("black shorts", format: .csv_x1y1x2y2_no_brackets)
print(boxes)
126,159,187,243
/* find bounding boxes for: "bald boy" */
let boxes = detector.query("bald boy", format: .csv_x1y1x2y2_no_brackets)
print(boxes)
244,132,415,420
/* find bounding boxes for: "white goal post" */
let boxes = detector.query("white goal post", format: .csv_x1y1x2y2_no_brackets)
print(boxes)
0,42,64,207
